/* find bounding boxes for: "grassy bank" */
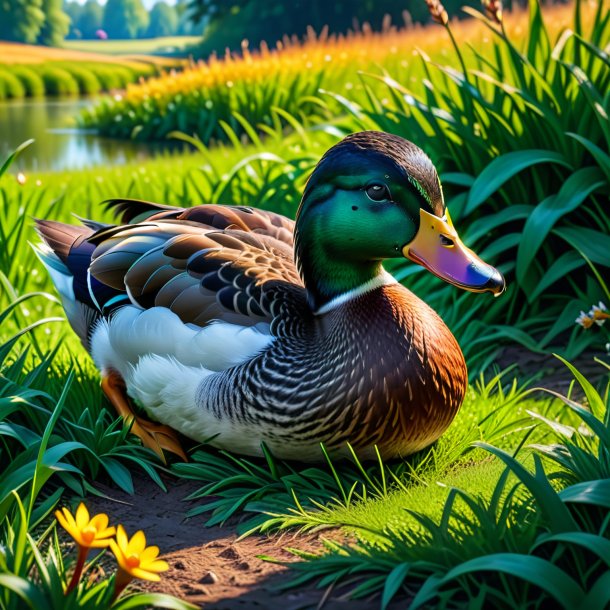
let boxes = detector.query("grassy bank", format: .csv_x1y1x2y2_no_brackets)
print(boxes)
0,41,182,99
63,36,201,56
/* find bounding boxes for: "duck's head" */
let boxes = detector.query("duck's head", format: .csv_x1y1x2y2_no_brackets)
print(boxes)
295,131,505,312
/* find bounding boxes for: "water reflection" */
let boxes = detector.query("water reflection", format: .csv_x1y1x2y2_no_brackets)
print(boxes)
0,98,186,172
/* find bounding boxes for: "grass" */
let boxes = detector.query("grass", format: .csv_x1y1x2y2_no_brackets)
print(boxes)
0,41,179,67
277,361,610,609
62,36,202,56
79,2,595,144
0,41,182,99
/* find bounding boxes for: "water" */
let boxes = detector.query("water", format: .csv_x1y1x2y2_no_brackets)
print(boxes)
0,97,183,173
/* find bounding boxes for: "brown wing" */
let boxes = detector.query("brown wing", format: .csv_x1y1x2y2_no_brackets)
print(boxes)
88,211,306,329
105,199,295,247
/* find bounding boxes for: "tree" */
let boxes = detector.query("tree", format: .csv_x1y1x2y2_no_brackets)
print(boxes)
65,1,83,38
175,0,203,35
146,1,179,37
38,0,70,46
0,0,45,43
102,0,149,39
78,0,104,39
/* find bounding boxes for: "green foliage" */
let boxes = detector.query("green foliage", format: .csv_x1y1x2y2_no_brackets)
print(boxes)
71,0,103,40
0,0,45,44
0,70,26,100
9,67,45,97
146,2,179,38
64,1,83,39
60,65,102,95
102,0,149,40
37,0,71,46
36,67,79,96
190,0,470,56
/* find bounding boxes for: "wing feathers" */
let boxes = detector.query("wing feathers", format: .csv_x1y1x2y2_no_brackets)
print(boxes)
44,202,306,330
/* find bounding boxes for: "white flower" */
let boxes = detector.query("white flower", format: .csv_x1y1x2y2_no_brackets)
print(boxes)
576,311,594,329
589,301,609,326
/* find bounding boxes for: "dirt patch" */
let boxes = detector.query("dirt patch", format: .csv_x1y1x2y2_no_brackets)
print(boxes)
87,476,390,610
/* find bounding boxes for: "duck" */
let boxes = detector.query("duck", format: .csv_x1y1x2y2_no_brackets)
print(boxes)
35,131,505,463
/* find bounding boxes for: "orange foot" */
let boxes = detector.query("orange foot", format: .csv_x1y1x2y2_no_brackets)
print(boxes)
101,371,187,463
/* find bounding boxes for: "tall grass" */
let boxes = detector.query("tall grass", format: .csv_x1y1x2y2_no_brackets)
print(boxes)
79,4,582,143
342,0,610,357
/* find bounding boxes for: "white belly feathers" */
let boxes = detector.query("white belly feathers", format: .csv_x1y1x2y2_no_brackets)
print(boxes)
90,306,274,443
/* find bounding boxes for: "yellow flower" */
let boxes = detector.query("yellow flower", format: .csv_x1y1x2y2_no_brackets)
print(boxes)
55,503,115,549
110,525,169,583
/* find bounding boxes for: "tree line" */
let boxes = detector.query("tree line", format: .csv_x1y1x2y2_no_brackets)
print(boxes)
0,0,199,45
0,0,537,50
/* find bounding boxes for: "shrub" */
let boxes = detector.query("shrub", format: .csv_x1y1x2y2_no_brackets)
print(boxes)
37,66,80,96
90,65,120,91
0,69,26,99
8,66,44,97
63,64,102,95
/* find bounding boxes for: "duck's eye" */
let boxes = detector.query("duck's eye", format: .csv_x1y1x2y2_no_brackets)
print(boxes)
365,184,390,202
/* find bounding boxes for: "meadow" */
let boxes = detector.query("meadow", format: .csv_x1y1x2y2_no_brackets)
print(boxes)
63,36,202,55
0,41,181,98
1,0,610,607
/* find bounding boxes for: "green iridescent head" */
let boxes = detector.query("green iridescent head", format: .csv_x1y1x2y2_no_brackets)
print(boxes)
294,131,504,311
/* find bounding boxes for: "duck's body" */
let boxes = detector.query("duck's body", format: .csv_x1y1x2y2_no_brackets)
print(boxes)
36,132,503,462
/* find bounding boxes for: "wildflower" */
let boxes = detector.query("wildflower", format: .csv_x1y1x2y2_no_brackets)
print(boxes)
589,301,609,326
110,525,169,598
575,311,594,329
16,172,26,185
55,503,115,594
55,503,115,549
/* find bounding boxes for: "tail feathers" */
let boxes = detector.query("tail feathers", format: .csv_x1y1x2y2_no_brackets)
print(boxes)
72,215,111,232
31,241,74,302
34,219,93,263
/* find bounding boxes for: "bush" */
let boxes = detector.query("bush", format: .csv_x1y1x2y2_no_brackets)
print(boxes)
0,69,26,99
9,66,45,97
62,64,102,95
37,66,80,96
90,65,124,91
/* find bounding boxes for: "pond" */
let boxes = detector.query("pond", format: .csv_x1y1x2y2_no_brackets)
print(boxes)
0,97,186,173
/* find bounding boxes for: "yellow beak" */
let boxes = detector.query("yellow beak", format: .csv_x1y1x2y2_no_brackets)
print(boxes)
402,209,505,295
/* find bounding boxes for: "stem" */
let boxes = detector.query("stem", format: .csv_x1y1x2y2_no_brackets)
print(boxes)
113,568,134,601
66,546,89,595
444,22,469,82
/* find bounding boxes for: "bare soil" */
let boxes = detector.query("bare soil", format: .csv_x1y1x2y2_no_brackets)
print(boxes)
88,477,390,610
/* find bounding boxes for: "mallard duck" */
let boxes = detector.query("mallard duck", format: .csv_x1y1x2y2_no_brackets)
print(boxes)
35,131,504,463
